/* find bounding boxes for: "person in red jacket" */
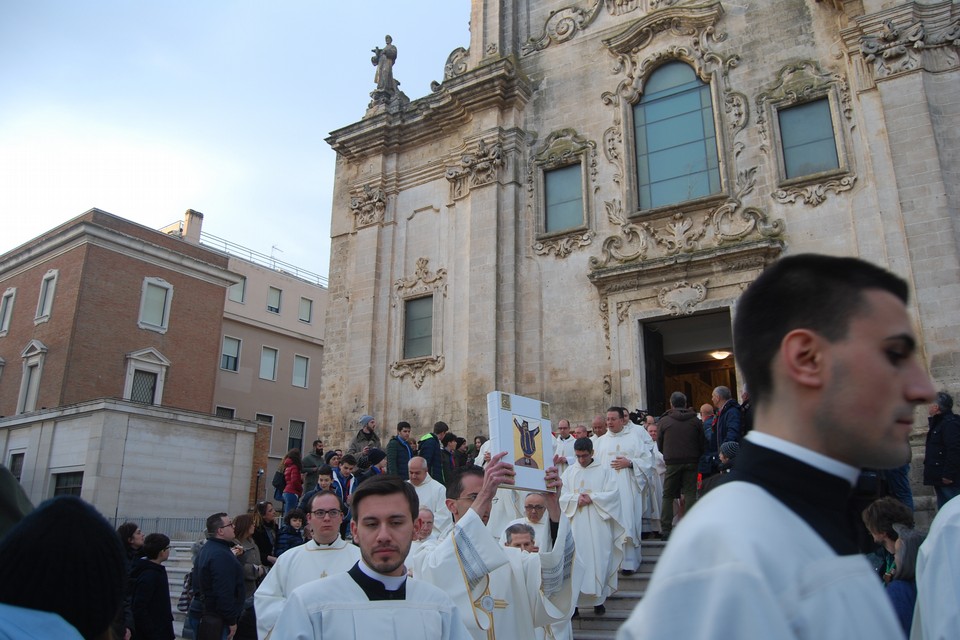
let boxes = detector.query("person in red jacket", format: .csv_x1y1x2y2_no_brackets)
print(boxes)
282,449,303,516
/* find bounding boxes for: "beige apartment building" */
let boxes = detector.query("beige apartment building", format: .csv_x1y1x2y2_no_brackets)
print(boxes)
318,0,960,505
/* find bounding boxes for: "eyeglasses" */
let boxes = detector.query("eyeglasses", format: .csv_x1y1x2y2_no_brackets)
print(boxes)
524,505,546,511
456,493,479,502
310,508,343,519
219,521,234,529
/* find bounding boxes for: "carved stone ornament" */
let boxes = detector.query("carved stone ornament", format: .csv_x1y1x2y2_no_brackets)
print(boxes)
589,168,784,270
446,139,504,201
522,2,604,56
443,47,469,80
390,258,448,389
773,175,857,206
534,232,595,258
860,14,960,79
657,280,707,316
350,184,387,229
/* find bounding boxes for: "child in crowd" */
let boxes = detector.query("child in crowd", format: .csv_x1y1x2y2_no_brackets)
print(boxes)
298,465,342,513
274,509,306,556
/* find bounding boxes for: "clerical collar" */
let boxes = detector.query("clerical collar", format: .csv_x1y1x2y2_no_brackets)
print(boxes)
354,558,407,592
309,537,343,549
746,432,859,486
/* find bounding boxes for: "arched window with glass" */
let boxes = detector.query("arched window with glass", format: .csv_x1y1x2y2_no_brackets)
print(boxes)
633,61,721,211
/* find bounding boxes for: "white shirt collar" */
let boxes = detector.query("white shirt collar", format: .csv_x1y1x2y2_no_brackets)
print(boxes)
746,432,860,485
357,558,407,591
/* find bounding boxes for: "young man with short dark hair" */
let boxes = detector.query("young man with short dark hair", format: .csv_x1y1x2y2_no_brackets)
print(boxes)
272,476,470,639
619,254,936,640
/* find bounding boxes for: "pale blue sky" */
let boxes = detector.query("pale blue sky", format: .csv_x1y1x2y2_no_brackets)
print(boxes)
0,2,470,278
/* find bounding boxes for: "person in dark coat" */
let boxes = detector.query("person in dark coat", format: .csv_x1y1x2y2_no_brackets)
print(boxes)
417,421,450,484
252,501,279,569
923,391,960,509
131,533,175,640
195,513,245,640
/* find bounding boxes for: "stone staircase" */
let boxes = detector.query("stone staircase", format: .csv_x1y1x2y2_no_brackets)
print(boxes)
572,541,665,640
166,541,197,639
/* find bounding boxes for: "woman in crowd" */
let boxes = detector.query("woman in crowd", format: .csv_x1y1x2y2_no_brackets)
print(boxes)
886,524,927,635
252,501,279,570
115,522,145,639
233,514,265,640
130,533,175,640
281,449,304,516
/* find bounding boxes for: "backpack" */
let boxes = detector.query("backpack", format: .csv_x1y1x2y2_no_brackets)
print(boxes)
272,465,285,500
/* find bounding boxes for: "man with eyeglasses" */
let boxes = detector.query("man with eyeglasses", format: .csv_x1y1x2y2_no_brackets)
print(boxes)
273,475,470,639
501,493,552,552
410,454,577,640
194,513,244,640
255,491,360,638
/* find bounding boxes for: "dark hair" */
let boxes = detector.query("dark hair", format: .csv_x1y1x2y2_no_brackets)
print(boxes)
317,464,333,478
284,448,303,470
143,533,170,560
734,254,909,408
504,522,536,544
313,439,323,447
350,475,419,522
397,421,411,433
340,454,358,466
116,522,140,550
0,496,126,640
474,435,488,446
606,406,626,419
573,437,593,452
433,421,450,435
442,432,458,446
861,496,915,541
446,465,485,500
205,512,229,537
253,501,275,529
233,514,255,540
324,450,340,465
284,509,306,526
935,391,954,413
669,391,687,409
306,489,346,515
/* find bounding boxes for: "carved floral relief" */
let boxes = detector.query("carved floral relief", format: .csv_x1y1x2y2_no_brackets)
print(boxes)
350,184,387,229
446,139,504,201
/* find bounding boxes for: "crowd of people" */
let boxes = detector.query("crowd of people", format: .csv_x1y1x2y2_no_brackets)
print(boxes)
2,254,960,640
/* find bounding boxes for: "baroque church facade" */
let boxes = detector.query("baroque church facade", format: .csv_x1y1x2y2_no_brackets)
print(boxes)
319,0,960,440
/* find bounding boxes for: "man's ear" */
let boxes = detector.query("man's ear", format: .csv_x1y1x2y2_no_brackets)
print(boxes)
349,519,358,540
780,329,826,389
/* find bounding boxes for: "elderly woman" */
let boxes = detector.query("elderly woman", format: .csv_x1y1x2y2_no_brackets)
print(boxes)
233,513,265,640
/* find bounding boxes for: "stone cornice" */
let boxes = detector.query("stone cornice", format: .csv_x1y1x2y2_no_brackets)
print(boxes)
601,1,725,55
326,57,532,162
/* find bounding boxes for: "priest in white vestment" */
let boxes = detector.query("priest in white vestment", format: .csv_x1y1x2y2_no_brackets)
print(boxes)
911,492,960,640
273,476,470,640
560,437,624,611
255,491,360,638
410,453,577,640
552,419,577,475
501,492,553,553
617,253,937,640
409,457,453,536
593,407,655,572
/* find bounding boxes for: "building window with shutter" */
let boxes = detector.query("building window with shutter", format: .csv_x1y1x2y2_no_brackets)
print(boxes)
221,336,241,372
138,278,174,334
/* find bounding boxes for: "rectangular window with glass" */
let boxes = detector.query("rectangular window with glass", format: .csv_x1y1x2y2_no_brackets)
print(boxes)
35,270,58,322
288,420,305,452
777,98,839,180
255,413,274,424
544,164,584,234
221,336,241,372
53,471,83,497
292,355,309,388
139,278,173,333
403,296,433,360
299,297,313,323
260,347,278,380
0,288,15,335
267,287,282,314
19,363,40,413
227,278,246,303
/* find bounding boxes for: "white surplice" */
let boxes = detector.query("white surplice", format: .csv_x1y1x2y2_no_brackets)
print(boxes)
560,458,624,606
271,570,471,640
410,474,453,537
911,494,960,640
617,481,904,640
553,435,577,475
593,424,655,568
254,537,360,639
410,508,576,640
